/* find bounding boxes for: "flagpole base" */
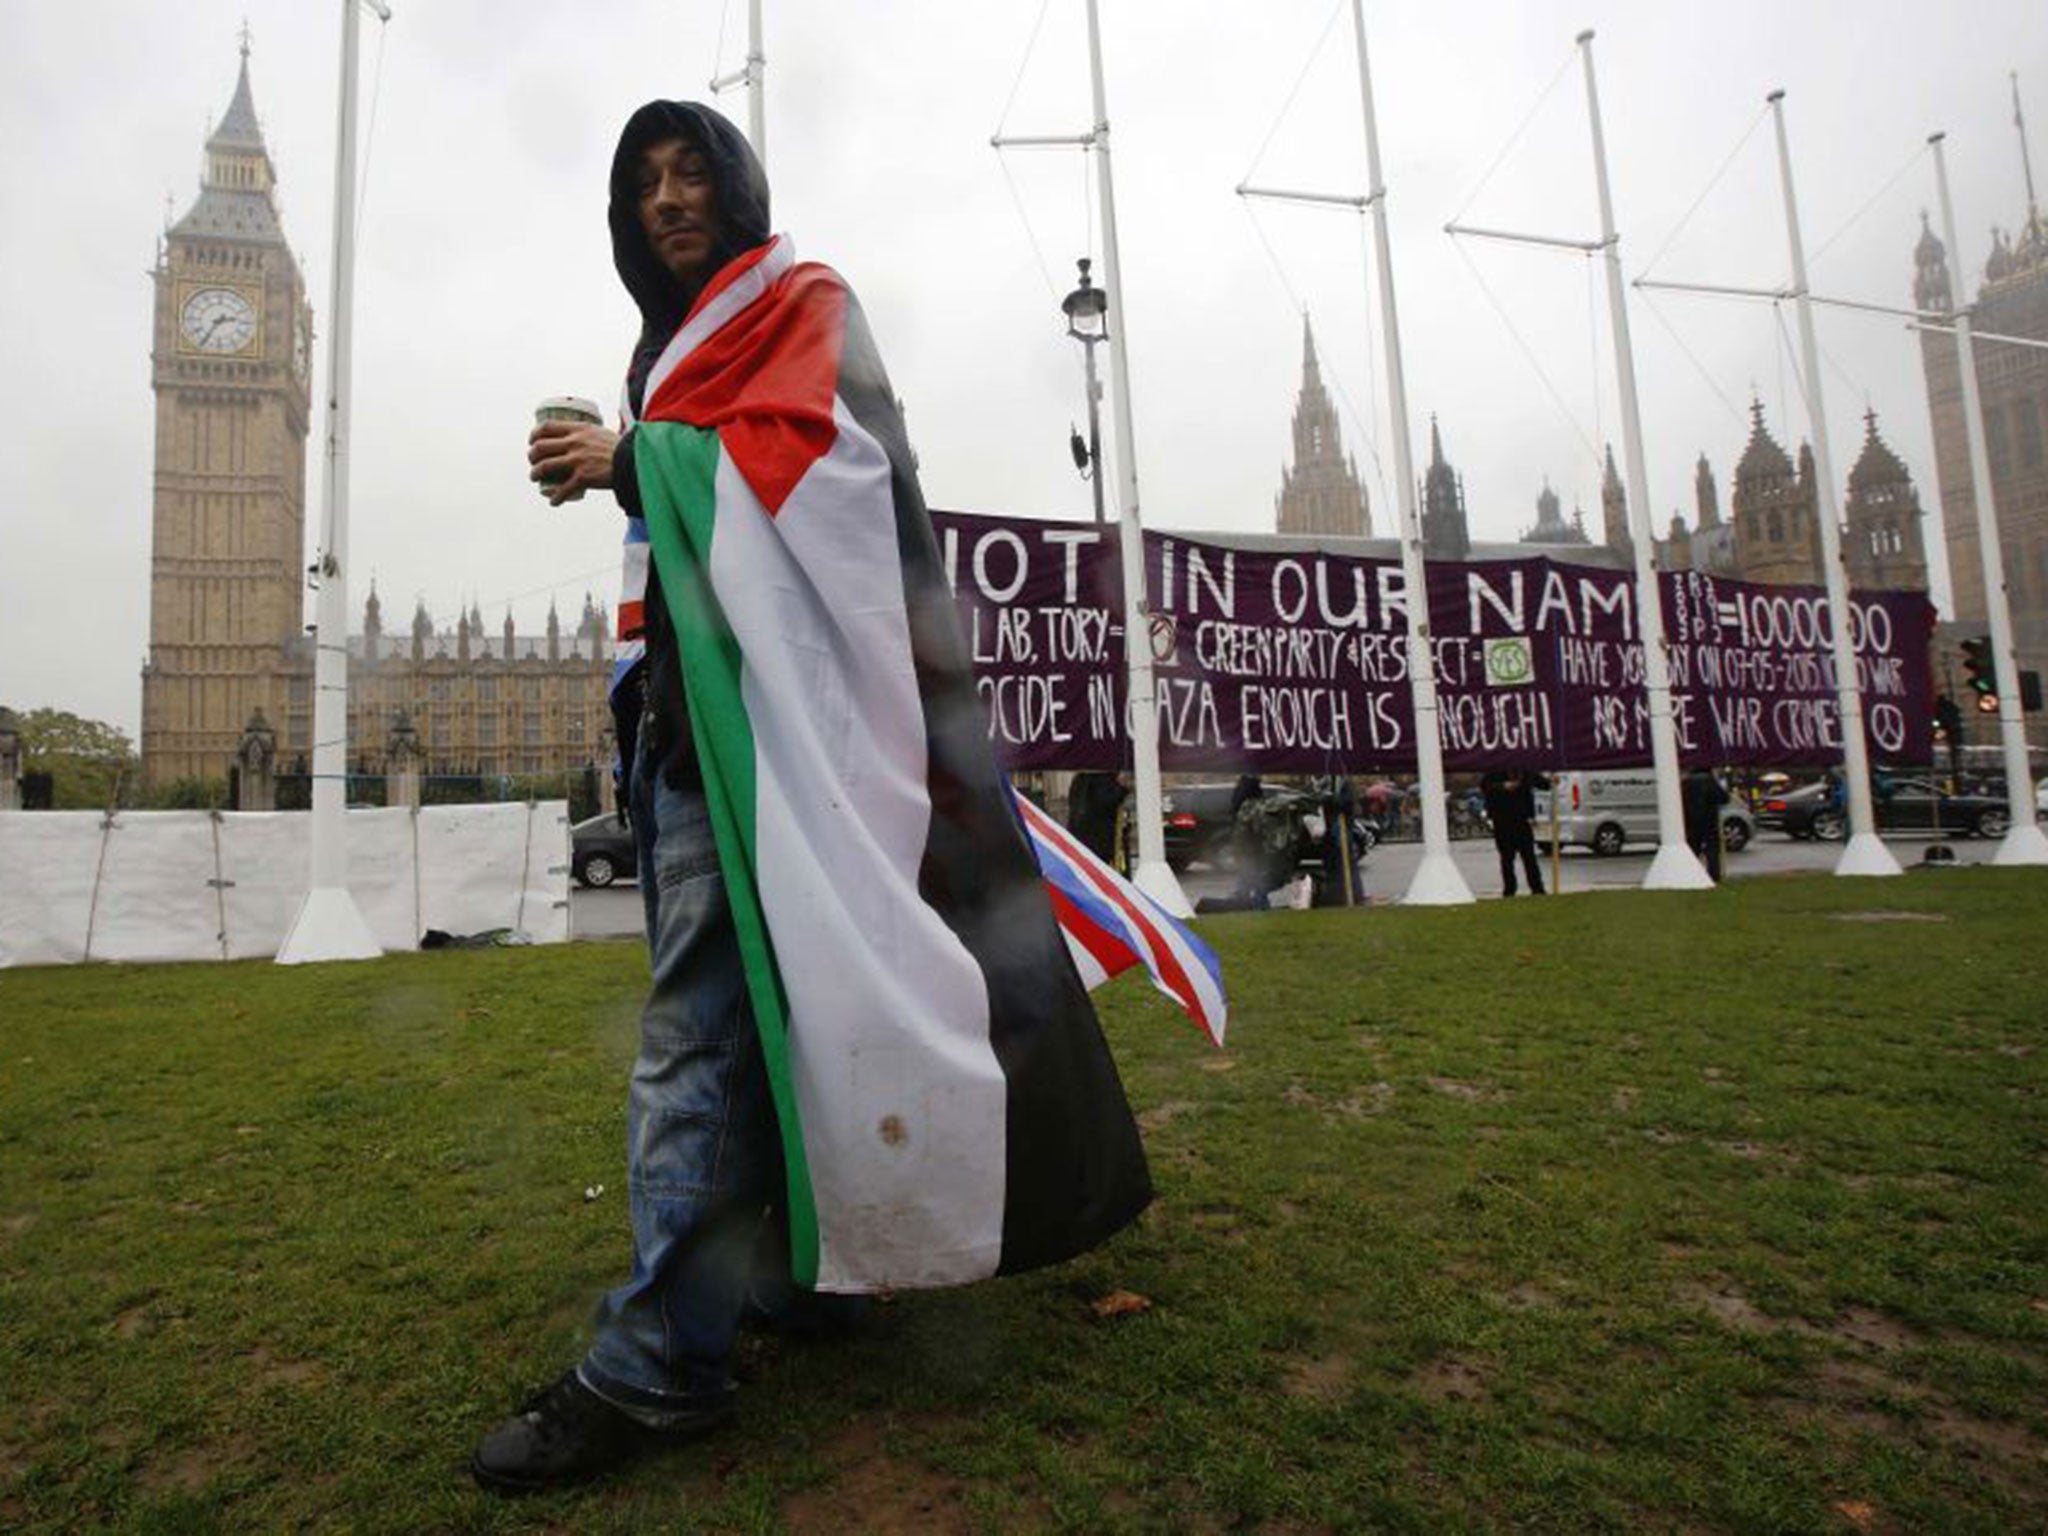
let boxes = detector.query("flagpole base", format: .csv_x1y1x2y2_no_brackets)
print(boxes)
1991,821,2048,867
1642,843,1715,891
1832,832,1904,878
275,885,383,965
1401,849,1474,906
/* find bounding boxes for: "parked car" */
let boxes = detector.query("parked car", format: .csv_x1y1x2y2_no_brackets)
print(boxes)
1161,782,1375,874
1530,770,1753,857
1759,776,2011,841
570,811,636,887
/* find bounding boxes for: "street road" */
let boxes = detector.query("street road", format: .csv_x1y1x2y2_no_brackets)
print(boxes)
568,828,1999,938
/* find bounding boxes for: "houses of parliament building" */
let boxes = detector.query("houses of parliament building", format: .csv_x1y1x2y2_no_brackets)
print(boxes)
139,47,617,792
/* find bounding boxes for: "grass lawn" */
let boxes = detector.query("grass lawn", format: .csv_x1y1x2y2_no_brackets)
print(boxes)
2,868,2046,1533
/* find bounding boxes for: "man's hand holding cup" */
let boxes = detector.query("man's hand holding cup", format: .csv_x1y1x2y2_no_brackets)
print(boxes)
530,396,615,506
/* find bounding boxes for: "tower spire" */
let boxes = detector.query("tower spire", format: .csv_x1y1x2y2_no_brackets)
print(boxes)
2016,72,2040,225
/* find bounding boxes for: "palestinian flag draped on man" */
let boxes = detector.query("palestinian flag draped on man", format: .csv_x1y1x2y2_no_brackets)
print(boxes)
618,222,1221,1293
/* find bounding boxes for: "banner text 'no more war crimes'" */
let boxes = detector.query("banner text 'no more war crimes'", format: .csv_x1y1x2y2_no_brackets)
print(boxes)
931,510,1935,775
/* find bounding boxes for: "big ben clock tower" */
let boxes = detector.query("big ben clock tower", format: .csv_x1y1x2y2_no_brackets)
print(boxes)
141,39,312,787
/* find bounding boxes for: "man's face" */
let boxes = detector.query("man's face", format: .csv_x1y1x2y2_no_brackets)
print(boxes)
636,137,724,289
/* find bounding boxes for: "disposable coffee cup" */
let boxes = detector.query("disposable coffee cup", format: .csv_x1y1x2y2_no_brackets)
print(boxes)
534,395,604,487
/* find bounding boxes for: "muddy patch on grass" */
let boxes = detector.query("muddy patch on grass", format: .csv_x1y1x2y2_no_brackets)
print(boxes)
1497,1282,1556,1312
1796,1356,2048,1492
1424,1077,1506,1104
1283,1080,1393,1120
137,1433,254,1497
1833,1309,1915,1353
1138,1100,1198,1131
244,1346,323,1389
1188,1207,1244,1242
1409,1356,1490,1404
1338,1083,1395,1118
1679,1283,1923,1355
1712,1139,1804,1168
1282,1353,1354,1402
1199,1056,1238,1074
1677,1280,1816,1337
778,1421,1012,1535
1921,1400,2048,1469
2,1211,38,1239
1610,1085,1640,1112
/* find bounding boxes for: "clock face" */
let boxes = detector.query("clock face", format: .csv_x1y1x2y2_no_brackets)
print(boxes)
180,287,257,355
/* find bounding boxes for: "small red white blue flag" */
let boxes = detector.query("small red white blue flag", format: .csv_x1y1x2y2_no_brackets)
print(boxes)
1014,790,1227,1048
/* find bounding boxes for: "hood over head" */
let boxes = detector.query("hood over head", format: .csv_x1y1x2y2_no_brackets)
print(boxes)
608,100,770,344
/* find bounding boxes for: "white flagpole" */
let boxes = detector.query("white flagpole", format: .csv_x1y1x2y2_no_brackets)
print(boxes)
747,0,766,164
1352,1,1470,905
709,0,767,166
1579,31,1711,890
1084,0,1188,916
1766,90,1902,878
1929,131,2048,863
278,0,390,963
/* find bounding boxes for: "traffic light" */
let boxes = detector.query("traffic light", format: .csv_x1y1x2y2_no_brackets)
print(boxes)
1961,634,1998,707
1934,695,1962,742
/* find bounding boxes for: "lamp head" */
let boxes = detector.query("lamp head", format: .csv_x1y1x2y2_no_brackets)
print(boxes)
1062,256,1108,341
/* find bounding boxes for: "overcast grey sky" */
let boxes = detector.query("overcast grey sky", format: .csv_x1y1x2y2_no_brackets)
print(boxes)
4,0,2045,738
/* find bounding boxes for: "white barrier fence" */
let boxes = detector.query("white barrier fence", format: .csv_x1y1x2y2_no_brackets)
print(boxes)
0,801,570,968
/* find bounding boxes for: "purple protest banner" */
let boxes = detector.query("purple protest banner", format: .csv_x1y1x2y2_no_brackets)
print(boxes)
933,509,1936,774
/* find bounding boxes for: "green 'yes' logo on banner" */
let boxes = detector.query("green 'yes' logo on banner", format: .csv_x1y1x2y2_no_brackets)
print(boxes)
1485,637,1534,687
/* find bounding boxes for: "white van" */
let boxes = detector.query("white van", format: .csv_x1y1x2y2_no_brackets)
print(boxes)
1530,770,1753,857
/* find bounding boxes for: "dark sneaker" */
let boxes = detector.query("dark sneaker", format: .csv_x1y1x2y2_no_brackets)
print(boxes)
469,1370,730,1496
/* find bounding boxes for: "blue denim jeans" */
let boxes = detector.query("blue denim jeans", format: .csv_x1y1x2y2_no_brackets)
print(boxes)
578,722,780,1426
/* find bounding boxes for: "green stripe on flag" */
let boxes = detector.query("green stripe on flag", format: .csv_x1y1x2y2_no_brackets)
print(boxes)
634,420,821,1289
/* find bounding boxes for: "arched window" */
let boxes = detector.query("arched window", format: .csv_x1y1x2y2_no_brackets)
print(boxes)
1768,510,1784,543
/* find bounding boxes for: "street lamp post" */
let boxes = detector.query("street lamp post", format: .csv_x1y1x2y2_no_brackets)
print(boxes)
1063,258,1108,526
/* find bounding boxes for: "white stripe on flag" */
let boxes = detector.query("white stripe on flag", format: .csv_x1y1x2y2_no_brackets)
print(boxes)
711,402,1006,1292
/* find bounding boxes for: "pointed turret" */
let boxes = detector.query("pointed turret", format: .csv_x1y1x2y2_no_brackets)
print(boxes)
1275,313,1370,536
173,36,284,244
1600,444,1630,555
1695,454,1721,527
1912,210,1952,313
1420,415,1469,560
1520,477,1587,545
210,37,267,156
1844,408,1928,594
1730,401,1821,586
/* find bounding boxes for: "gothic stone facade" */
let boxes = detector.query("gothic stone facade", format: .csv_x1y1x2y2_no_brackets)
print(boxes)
1915,203,2048,685
1652,402,1929,602
140,47,311,786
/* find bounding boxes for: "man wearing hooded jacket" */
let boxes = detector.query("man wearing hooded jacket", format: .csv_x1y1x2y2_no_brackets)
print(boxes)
475,92,1153,1497
471,102,792,1495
